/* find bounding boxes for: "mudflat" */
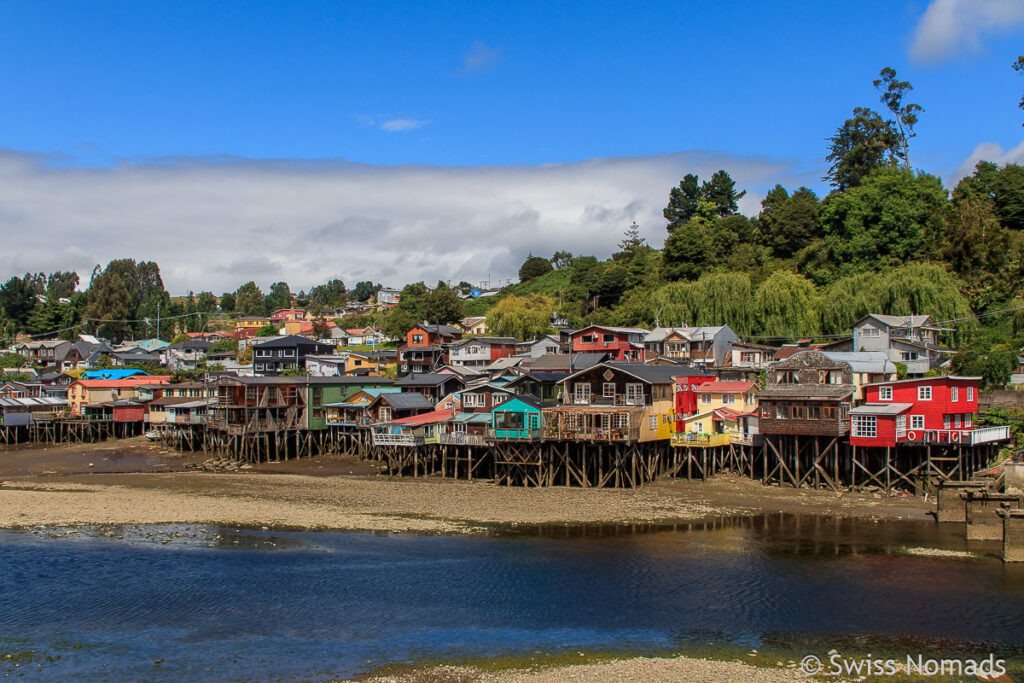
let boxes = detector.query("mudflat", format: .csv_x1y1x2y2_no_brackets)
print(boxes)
0,437,929,532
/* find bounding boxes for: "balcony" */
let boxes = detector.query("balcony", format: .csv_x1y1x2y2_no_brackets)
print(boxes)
424,432,488,446
371,431,422,447
487,428,542,441
671,433,732,448
899,426,1012,446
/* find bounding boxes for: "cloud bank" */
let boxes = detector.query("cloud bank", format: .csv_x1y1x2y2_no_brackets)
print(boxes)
461,41,502,75
909,0,1024,63
950,139,1024,184
0,149,811,295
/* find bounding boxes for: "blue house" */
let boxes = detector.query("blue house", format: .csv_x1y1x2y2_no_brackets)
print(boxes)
490,395,542,440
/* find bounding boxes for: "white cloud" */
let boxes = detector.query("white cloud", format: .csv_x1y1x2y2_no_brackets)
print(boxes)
353,114,430,133
909,0,1024,63
378,118,430,132
0,149,813,295
462,41,502,75
949,139,1024,184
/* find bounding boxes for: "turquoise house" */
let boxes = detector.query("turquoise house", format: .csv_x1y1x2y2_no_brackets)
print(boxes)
490,396,542,439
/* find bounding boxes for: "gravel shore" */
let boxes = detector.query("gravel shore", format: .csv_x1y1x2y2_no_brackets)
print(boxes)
358,656,812,683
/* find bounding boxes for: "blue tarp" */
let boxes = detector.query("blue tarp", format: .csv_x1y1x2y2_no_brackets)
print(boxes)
81,369,149,380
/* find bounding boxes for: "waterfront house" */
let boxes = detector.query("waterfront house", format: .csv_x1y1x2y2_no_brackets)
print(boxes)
17,340,72,369
325,387,401,427
447,337,522,368
544,362,703,442
397,322,463,374
67,376,170,416
642,326,740,366
345,350,397,376
393,372,464,404
270,308,306,324
570,325,648,362
849,376,1010,448
490,395,543,440
820,351,898,401
365,391,435,423
852,314,954,376
166,340,213,371
305,354,348,377
757,351,854,438
729,341,779,370
252,335,334,376
520,335,562,359
503,371,569,403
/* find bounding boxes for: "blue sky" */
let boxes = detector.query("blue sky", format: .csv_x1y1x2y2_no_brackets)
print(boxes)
0,0,1022,293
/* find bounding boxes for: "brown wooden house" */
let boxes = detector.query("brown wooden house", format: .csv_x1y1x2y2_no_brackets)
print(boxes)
757,351,853,437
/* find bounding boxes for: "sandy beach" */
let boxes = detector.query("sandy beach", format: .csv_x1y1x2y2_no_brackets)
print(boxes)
0,437,930,532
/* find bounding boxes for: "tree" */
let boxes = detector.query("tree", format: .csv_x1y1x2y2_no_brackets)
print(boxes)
195,292,218,313
308,279,347,309
46,271,79,300
380,307,416,341
83,268,132,339
420,283,462,325
550,251,575,269
0,276,37,328
820,167,947,274
701,170,746,217
664,173,702,232
350,281,380,303
219,291,236,312
518,254,554,282
170,333,190,344
234,282,264,316
661,198,717,281
485,294,554,340
753,270,820,339
760,186,821,257
1014,56,1023,125
992,163,1024,232
824,107,903,190
264,281,292,314
873,67,922,167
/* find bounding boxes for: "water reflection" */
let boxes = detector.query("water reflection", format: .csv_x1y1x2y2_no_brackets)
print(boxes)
1,515,1023,682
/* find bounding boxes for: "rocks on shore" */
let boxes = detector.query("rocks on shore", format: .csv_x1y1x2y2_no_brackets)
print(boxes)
187,458,254,473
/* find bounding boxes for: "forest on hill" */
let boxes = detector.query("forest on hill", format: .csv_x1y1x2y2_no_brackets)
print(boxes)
1,66,1022,380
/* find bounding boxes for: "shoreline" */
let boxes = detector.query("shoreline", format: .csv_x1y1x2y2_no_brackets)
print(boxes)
0,437,932,533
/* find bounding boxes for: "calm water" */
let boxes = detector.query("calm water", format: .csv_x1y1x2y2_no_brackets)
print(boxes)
2,514,1024,681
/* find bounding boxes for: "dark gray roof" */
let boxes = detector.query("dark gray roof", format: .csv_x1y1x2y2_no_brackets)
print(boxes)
418,322,462,337
759,385,855,400
252,335,334,349
571,352,610,370
448,336,522,347
395,373,464,387
604,361,707,383
348,350,398,360
529,353,571,371
379,392,435,410
213,376,395,386
507,371,572,386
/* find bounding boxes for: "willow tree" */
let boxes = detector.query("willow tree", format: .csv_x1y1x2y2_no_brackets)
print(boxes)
650,281,696,327
689,271,755,335
753,270,819,339
870,263,976,342
819,271,879,335
485,294,555,340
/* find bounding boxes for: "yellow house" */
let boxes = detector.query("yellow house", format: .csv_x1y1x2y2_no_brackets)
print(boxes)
460,316,488,335
693,381,758,413
345,351,397,377
235,316,272,337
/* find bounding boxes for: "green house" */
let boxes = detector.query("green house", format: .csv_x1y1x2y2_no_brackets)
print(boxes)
306,377,396,430
490,395,542,440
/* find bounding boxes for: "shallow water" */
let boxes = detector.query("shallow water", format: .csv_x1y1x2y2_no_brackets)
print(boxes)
2,514,1023,681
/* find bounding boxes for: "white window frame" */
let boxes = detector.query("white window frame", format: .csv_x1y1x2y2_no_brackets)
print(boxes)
649,415,657,431
878,386,892,401
573,383,592,405
917,386,932,401
602,383,616,398
964,413,972,428
951,386,959,402
910,414,924,430
852,415,877,438
944,415,951,429
722,393,735,405
625,383,644,405
967,387,974,402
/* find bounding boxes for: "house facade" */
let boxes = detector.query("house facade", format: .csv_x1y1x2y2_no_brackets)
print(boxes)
396,323,462,374
252,335,334,376
447,337,522,368
570,326,648,362
757,351,854,437
852,314,953,375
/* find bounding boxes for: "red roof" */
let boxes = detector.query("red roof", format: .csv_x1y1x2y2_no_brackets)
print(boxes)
387,409,454,426
714,407,757,419
75,376,171,388
693,381,755,393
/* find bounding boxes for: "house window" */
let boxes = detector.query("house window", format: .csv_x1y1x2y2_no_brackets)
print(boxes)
412,334,424,344
918,386,932,401
573,383,592,404
613,413,629,428
852,416,877,438
900,352,919,361
879,386,892,401
896,415,906,435
862,327,880,337
964,414,972,428
701,393,712,405
954,414,961,429
380,406,391,422
581,334,596,344
722,393,735,405
493,394,507,406
625,383,644,404
245,387,257,402
944,414,951,429
603,383,616,398
255,364,264,371
967,387,974,402
777,371,798,384
951,386,959,402
910,415,924,430
649,415,657,431
464,393,483,408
